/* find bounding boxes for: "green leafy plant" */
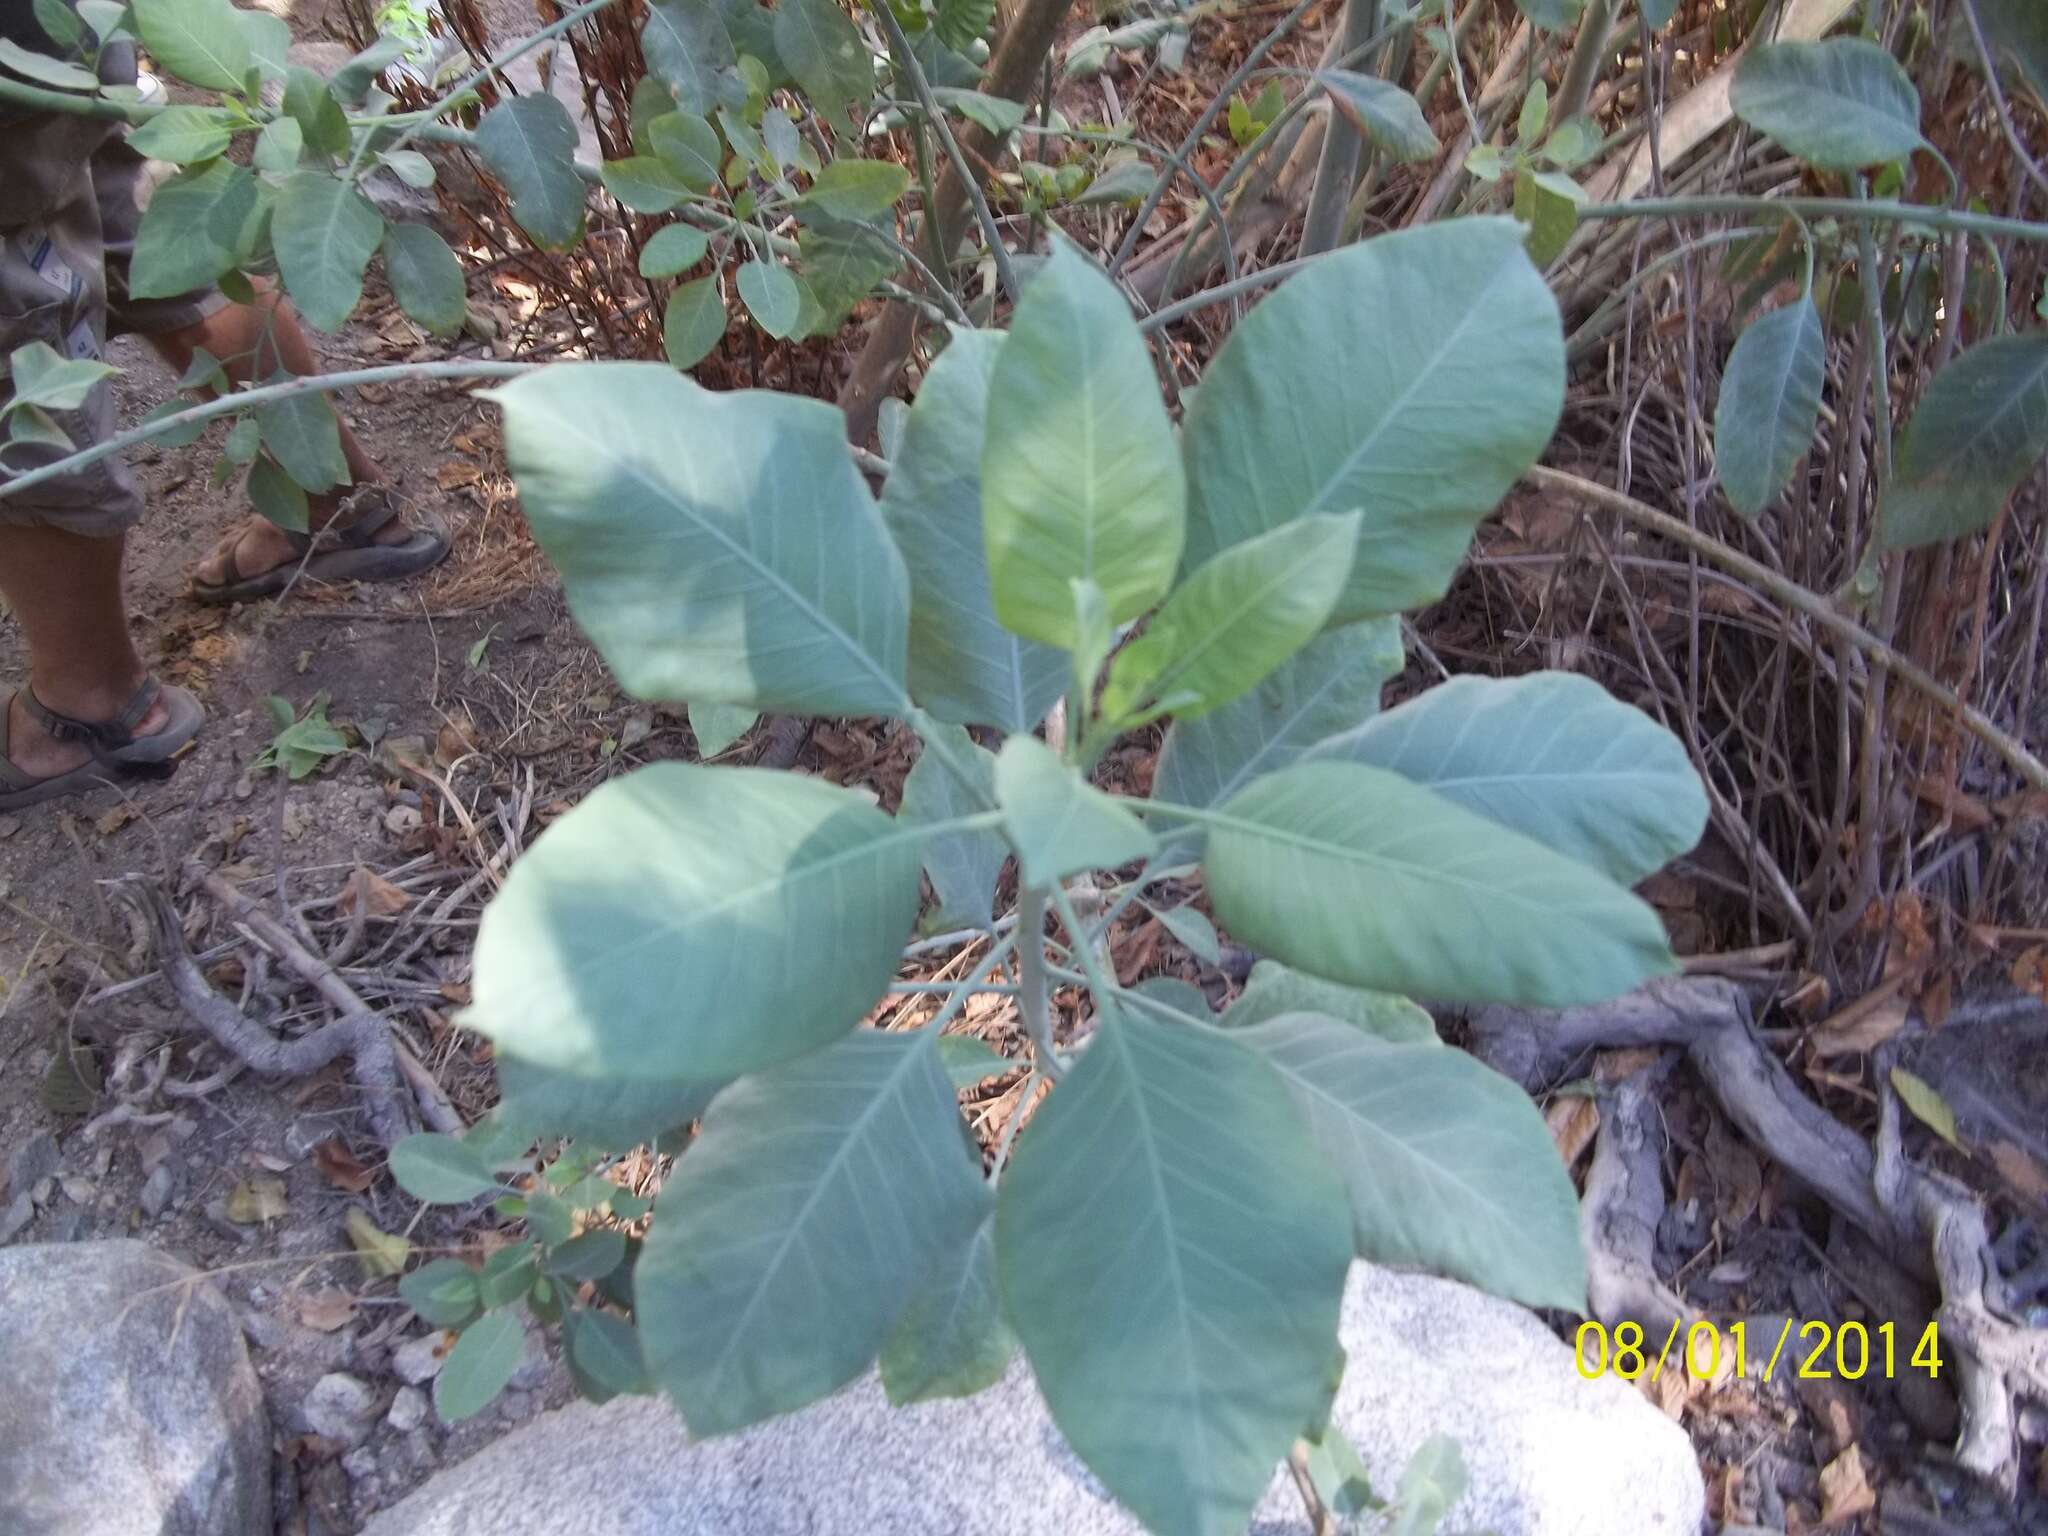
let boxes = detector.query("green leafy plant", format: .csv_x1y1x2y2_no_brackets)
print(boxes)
255,693,350,780
442,219,1708,1536
391,1122,652,1419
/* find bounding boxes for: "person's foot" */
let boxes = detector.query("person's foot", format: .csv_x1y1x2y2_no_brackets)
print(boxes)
192,493,416,589
4,680,173,782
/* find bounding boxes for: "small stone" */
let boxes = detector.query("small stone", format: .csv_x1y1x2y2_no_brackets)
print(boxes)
139,1165,175,1219
30,1177,54,1208
0,814,19,839
386,1386,429,1433
0,1194,34,1244
341,1444,381,1483
496,1390,532,1423
59,1175,95,1206
391,1331,449,1386
6,1132,58,1201
300,1373,379,1448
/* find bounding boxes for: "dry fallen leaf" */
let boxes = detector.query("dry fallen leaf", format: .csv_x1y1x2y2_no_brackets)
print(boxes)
1810,990,1908,1059
297,1288,358,1332
1818,1444,1876,1526
225,1174,288,1224
1545,1094,1600,1169
1989,1140,2048,1205
2011,945,2048,1004
336,864,410,919
313,1138,376,1194
1704,1117,1763,1229
345,1207,411,1278
1891,1067,1966,1152
95,803,137,836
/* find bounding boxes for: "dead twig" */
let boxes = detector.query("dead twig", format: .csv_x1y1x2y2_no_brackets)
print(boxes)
121,878,415,1147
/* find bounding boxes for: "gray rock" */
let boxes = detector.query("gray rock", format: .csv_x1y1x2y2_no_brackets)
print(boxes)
139,1162,175,1219
0,1239,270,1535
361,1265,1702,1536
0,1191,32,1244
5,1130,58,1198
392,1329,450,1385
302,1372,381,1447
388,1385,430,1433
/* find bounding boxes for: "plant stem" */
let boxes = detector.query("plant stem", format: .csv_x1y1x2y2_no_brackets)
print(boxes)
1299,0,1381,258
0,361,533,504
1553,0,1614,124
1047,885,1121,1027
875,1,1019,304
1522,466,2048,793
1016,887,1061,1079
1107,0,1325,276
365,0,620,171
1581,196,2048,244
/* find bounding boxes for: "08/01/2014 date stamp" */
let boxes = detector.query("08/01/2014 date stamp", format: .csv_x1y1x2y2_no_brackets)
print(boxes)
1574,1319,1943,1383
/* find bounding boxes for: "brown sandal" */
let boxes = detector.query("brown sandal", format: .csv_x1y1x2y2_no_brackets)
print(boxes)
0,677,204,811
191,487,450,605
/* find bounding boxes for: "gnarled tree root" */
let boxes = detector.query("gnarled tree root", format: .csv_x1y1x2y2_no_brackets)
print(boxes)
1472,977,2048,1495
121,878,415,1148
1582,1067,1697,1338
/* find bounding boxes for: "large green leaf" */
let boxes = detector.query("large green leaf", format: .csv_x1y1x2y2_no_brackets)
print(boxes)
648,111,724,190
1730,39,1924,171
899,726,1006,929
1341,672,1706,884
254,380,349,494
128,159,263,299
487,363,911,716
773,0,872,117
1882,335,2048,550
996,1009,1352,1536
794,214,900,333
736,258,800,337
382,222,467,337
637,1030,987,1435
880,1201,1015,1404
983,242,1186,646
994,734,1156,886
877,329,1065,733
1237,1013,1586,1310
271,172,383,332
1313,72,1438,163
798,159,910,220
1101,512,1360,726
475,96,588,250
435,1310,526,1422
1220,959,1437,1045
662,278,727,369
642,0,736,115
282,67,349,155
1181,219,1563,622
133,0,250,91
468,764,925,1080
1202,760,1675,1006
1514,0,1587,30
1152,619,1402,812
495,1054,724,1152
1715,298,1825,517
125,105,233,163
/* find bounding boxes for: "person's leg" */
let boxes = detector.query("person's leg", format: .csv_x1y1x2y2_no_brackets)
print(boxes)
148,283,411,587
0,523,169,780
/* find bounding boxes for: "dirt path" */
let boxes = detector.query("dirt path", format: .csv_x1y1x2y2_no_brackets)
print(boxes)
0,255,616,1525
